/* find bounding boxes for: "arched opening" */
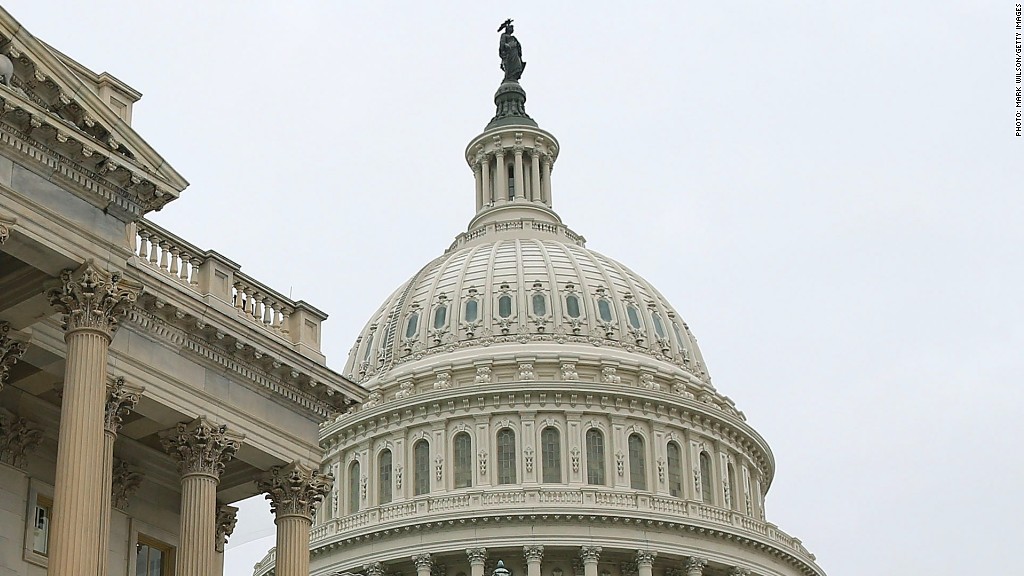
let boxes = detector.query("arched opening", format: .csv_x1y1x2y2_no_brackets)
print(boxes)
628,433,647,490
348,461,361,513
585,429,606,485
453,432,473,488
541,427,562,483
667,441,683,497
414,440,430,496
378,449,392,505
699,451,714,503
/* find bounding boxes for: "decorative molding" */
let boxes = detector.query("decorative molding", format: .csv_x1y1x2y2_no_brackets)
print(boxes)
433,372,452,390
579,546,602,563
466,548,487,565
215,504,239,553
635,550,657,567
365,562,386,576
257,461,333,520
412,554,433,570
0,409,42,469
478,449,488,476
159,416,243,479
523,545,544,562
523,445,535,473
0,321,27,391
104,376,143,435
517,363,535,381
570,446,581,473
46,262,142,337
684,557,707,576
560,362,579,381
0,215,11,244
727,568,750,576
110,459,144,510
474,366,492,384
601,367,621,384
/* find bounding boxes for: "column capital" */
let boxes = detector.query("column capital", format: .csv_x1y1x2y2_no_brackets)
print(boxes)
524,545,544,562
104,376,143,435
1,322,27,391
46,261,143,338
684,557,708,575
466,548,488,565
0,409,43,469
412,554,433,570
257,461,334,520
160,417,243,479
364,562,386,576
635,550,657,567
727,568,750,576
0,215,12,244
111,459,144,510
580,546,602,563
215,504,239,553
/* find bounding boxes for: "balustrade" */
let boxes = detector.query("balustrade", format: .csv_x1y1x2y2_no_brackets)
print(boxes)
135,222,203,288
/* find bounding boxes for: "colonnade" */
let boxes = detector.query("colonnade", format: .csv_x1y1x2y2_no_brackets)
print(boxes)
473,142,554,211
41,262,331,576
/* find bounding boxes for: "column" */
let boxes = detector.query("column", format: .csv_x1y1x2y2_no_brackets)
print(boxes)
467,548,487,576
636,551,657,576
495,150,507,203
684,557,707,576
214,504,239,576
45,263,141,576
481,156,492,205
524,546,544,576
580,546,601,576
513,146,526,200
1,321,28,391
474,160,484,211
412,553,433,576
99,377,142,576
727,568,750,576
365,562,386,576
160,417,243,576
541,154,553,206
258,462,333,576
529,149,541,202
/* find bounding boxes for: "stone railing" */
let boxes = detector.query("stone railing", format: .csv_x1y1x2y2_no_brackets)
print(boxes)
447,218,587,252
131,219,327,355
298,487,814,566
253,546,275,575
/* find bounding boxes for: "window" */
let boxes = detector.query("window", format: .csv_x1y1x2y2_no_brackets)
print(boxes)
507,166,515,200
727,462,737,510
498,295,513,318
405,312,419,339
465,299,479,323
348,461,361,513
672,322,686,348
453,432,473,488
433,305,448,329
378,449,393,504
541,427,562,483
628,433,647,490
496,428,517,484
597,299,613,323
31,494,51,556
414,440,430,496
362,333,374,362
667,442,683,497
135,535,174,576
532,293,547,316
651,311,666,339
626,305,643,330
585,429,606,485
699,451,713,503
565,294,581,318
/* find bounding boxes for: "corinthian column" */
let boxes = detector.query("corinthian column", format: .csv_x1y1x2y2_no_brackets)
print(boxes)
160,417,243,576
580,546,602,576
214,504,239,576
257,462,333,576
635,551,657,576
524,545,544,576
412,554,433,576
466,548,487,576
99,377,141,576
45,263,140,576
684,557,708,576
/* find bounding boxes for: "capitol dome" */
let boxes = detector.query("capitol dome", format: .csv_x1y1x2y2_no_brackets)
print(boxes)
257,28,826,576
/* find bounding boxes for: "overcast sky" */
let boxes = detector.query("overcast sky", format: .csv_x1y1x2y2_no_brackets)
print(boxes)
6,1,1022,575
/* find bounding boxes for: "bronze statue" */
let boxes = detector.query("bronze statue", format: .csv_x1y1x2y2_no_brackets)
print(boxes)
498,19,526,82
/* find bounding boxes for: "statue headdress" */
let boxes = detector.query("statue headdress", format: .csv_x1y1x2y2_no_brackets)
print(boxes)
498,19,513,33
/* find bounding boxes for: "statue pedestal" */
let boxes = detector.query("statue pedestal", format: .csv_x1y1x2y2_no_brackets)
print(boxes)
487,81,537,129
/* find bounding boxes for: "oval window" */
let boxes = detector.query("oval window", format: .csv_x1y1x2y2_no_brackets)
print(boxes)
532,293,547,316
433,305,447,329
405,312,419,339
652,311,666,338
465,299,479,323
498,295,513,318
627,305,642,329
566,294,581,318
597,299,613,322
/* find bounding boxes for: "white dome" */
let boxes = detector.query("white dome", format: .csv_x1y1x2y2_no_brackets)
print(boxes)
344,234,711,388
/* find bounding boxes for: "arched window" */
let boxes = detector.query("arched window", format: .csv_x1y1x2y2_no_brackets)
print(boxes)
726,462,737,509
532,293,547,316
361,333,374,362
507,166,515,200
565,294,581,318
465,299,479,323
378,449,392,505
348,461,361,513
585,429,606,485
405,312,419,339
628,433,647,490
626,305,643,330
651,311,666,339
667,441,683,497
496,428,517,484
699,451,714,503
672,322,686,349
433,305,448,329
414,440,430,496
498,295,513,318
453,432,473,488
541,427,562,483
597,299,613,323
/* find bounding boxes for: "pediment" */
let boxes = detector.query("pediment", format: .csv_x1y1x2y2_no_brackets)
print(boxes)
0,7,187,217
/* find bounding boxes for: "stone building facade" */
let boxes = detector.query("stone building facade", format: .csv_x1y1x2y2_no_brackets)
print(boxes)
0,7,361,576
254,34,828,576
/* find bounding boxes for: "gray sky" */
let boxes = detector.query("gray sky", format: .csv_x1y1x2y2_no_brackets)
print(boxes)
7,1,1022,575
